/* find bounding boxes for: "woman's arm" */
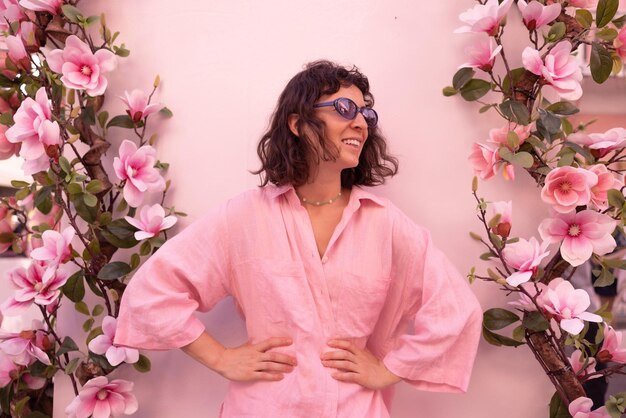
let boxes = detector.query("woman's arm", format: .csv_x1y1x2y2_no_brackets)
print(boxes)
182,332,298,382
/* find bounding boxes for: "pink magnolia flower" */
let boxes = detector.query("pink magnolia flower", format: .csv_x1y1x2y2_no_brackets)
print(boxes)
459,38,502,72
0,351,17,387
30,226,75,267
509,281,547,312
5,87,61,161
616,26,626,60
0,125,20,160
522,41,583,100
569,349,597,379
0,218,12,254
517,0,561,30
598,324,626,363
588,164,622,210
21,153,50,175
113,140,165,207
468,142,515,181
539,210,616,266
120,90,161,123
487,123,531,149
541,278,602,335
580,128,626,157
0,0,25,33
88,316,139,366
455,0,513,36
540,166,597,213
124,204,177,240
1,262,69,315
19,0,62,14
65,376,138,418
0,321,50,365
569,397,610,418
5,35,29,69
487,200,512,225
568,0,599,8
502,237,550,286
19,21,39,48
45,35,116,97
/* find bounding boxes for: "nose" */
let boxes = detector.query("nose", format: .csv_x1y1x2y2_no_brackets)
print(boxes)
351,111,368,130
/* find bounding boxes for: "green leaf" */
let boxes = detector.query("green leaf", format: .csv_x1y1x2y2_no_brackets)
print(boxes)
98,261,132,280
460,79,491,101
11,180,29,188
452,67,475,90
442,86,457,97
159,107,173,118
511,325,526,342
97,110,109,128
613,14,626,29
594,267,616,287
102,219,139,248
86,326,103,344
576,9,593,29
92,304,104,316
139,240,152,256
62,271,85,303
59,156,72,174
67,182,82,195
537,109,561,141
83,192,98,207
546,101,579,116
596,27,618,41
522,311,550,332
86,180,105,194
114,46,130,57
65,358,80,375
61,4,83,23
590,42,614,84
608,189,625,209
480,251,496,260
498,148,534,168
596,0,619,28
502,68,526,95
0,111,14,126
82,318,94,332
106,114,134,129
57,336,79,356
75,301,90,315
547,21,566,42
483,308,520,331
14,396,30,416
549,391,571,418
130,253,140,270
85,275,104,297
34,187,52,215
499,100,530,125
563,141,596,164
133,354,151,373
482,326,525,347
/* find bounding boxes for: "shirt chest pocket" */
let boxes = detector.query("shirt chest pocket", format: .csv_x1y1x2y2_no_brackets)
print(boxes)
234,259,314,331
333,271,391,338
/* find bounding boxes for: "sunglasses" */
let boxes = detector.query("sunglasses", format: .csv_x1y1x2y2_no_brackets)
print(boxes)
313,97,378,128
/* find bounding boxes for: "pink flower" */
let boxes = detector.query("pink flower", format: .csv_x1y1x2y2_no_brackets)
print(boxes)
455,0,513,36
5,87,60,161
44,35,116,97
588,164,622,210
598,324,626,363
487,123,531,149
0,351,17,387
541,278,602,335
88,316,139,366
124,204,177,240
19,21,39,48
0,125,19,160
540,166,597,213
615,26,626,60
572,128,626,157
113,140,165,207
1,262,69,315
29,226,75,267
569,397,610,418
468,142,515,181
0,0,25,33
487,200,513,236
522,41,583,100
517,0,561,30
5,35,29,69
0,218,12,254
65,376,138,418
539,210,616,266
0,321,50,365
459,38,502,72
120,90,161,123
569,349,597,379
509,281,547,312
502,237,550,286
568,0,598,8
18,0,62,14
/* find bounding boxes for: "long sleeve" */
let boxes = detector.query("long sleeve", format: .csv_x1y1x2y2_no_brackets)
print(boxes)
114,204,231,350
375,213,483,393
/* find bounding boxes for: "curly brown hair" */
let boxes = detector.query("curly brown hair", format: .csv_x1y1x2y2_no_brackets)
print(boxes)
253,60,398,188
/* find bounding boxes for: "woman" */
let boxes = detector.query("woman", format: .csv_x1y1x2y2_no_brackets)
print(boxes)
115,60,483,417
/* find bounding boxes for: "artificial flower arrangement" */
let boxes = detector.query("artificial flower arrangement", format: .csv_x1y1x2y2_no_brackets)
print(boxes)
446,0,626,416
0,0,178,416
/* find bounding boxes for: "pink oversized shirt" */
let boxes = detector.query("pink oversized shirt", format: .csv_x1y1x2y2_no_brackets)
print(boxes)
115,185,483,418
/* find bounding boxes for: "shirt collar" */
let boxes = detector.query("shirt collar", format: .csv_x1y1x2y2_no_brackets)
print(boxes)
265,184,386,207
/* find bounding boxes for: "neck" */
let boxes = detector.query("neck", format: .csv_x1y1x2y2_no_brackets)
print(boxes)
296,172,343,204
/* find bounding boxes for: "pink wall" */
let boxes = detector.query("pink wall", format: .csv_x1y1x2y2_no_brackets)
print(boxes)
42,1,626,417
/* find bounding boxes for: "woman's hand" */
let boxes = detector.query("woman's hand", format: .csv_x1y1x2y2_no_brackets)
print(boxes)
320,339,402,390
213,337,298,382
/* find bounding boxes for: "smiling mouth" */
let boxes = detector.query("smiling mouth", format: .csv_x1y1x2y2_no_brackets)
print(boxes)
342,138,361,148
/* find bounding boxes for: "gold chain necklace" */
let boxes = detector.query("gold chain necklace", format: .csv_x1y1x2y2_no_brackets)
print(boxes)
297,191,342,206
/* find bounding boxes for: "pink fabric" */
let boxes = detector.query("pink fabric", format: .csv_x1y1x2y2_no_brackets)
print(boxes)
115,185,482,418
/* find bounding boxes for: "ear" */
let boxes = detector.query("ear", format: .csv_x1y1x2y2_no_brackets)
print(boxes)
288,114,299,137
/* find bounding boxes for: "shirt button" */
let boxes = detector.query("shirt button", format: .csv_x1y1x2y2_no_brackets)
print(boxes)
321,256,328,264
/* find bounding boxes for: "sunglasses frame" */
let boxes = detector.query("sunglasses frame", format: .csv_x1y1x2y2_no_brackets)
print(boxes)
313,97,378,128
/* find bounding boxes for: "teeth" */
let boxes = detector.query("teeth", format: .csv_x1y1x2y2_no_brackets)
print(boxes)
342,139,360,147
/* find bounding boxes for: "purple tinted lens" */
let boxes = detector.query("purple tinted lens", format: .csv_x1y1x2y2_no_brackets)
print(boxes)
335,98,357,118
362,108,378,127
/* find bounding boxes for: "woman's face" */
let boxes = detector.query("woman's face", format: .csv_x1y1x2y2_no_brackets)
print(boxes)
314,84,369,173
